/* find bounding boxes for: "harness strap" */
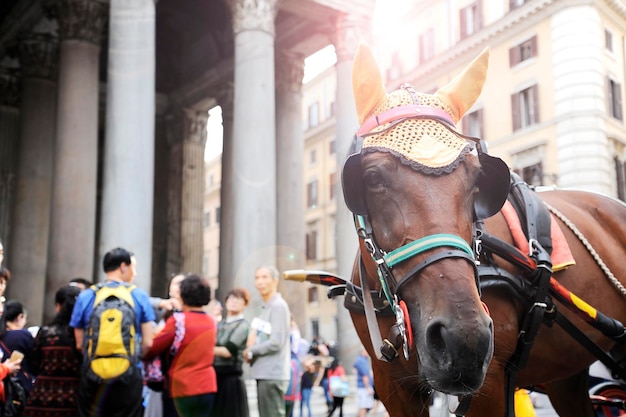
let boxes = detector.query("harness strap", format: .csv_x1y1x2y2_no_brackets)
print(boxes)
395,249,477,295
359,257,394,362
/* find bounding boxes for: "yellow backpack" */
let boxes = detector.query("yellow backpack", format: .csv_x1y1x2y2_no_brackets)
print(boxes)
83,282,137,381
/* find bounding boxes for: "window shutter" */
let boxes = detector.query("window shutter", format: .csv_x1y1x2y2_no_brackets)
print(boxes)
531,84,540,124
460,8,467,38
616,81,623,120
530,35,538,56
476,1,483,30
511,92,521,131
509,46,519,67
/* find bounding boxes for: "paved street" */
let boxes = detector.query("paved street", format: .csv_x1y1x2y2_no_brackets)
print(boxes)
246,379,558,417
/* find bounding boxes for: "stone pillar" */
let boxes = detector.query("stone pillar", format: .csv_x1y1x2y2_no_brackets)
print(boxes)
227,0,279,306
0,69,19,249
99,0,155,290
275,46,307,328
46,0,106,321
333,12,371,367
166,108,208,276
151,103,170,298
9,34,58,323
216,83,234,300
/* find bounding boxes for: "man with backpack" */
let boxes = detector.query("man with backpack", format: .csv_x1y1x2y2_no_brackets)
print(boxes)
70,247,155,417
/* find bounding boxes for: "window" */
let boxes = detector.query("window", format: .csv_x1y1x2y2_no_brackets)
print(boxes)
215,206,221,224
460,2,482,39
203,211,210,228
608,77,623,121
605,29,614,52
522,162,543,186
387,51,403,81
419,28,435,63
329,172,337,201
509,36,537,67
311,319,320,338
310,149,317,165
307,180,318,207
308,287,319,303
329,140,336,155
509,0,527,10
306,229,317,260
203,255,209,276
511,84,539,131
462,109,484,138
308,102,319,128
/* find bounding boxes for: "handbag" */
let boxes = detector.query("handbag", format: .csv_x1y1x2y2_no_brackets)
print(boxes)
329,375,350,398
0,341,26,417
143,312,185,391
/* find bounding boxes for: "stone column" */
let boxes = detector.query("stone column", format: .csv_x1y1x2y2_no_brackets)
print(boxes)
99,0,155,290
9,34,58,324
46,0,106,321
216,83,234,300
0,69,19,249
333,12,371,367
166,108,208,276
151,102,170,297
227,0,279,304
275,46,307,327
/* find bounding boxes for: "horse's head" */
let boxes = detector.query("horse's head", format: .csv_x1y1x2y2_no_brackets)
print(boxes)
343,45,510,395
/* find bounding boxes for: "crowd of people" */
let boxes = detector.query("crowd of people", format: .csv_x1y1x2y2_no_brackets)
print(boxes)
0,239,386,417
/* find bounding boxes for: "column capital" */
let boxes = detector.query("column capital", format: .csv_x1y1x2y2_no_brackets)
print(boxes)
0,69,20,107
275,47,304,94
18,33,59,81
166,107,209,147
333,13,372,62
44,0,108,44
214,81,234,117
227,0,280,36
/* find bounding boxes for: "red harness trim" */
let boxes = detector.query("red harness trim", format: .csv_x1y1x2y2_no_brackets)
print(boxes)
399,300,413,349
357,105,455,137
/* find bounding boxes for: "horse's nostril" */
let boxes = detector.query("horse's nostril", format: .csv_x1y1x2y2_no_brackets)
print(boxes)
425,319,449,360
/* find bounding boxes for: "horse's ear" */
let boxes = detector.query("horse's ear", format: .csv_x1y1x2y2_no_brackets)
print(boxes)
352,43,387,124
435,48,489,122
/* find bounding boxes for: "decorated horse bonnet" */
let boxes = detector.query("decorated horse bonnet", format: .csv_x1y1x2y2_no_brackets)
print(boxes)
342,44,510,219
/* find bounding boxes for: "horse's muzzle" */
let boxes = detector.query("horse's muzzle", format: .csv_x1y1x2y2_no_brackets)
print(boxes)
419,314,494,394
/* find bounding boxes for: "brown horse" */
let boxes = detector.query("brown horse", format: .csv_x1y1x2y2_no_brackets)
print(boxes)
341,44,626,417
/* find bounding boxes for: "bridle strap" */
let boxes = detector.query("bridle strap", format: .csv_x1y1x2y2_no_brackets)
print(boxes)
395,249,478,295
357,104,455,137
359,256,392,362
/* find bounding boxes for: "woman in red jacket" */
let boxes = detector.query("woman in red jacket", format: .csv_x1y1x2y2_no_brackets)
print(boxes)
145,275,217,417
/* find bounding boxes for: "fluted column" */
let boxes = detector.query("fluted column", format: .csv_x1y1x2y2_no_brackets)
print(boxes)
216,83,234,300
227,0,279,303
275,46,306,327
0,70,19,249
46,0,106,321
9,33,58,324
333,12,371,367
99,0,155,290
166,108,208,275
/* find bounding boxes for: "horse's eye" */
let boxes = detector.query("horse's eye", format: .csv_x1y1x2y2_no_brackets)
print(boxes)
363,171,384,188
